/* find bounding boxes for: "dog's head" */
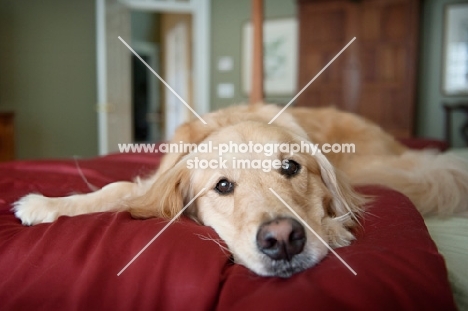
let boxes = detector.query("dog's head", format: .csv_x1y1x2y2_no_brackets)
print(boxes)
130,105,364,277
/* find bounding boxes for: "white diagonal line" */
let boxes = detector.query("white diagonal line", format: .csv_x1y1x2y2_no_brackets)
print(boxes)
118,36,207,125
269,188,357,276
117,187,206,276
268,37,356,124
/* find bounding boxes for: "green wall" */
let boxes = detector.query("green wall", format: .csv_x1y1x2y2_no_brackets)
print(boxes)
1,0,465,160
417,0,468,147
0,0,97,159
210,0,296,110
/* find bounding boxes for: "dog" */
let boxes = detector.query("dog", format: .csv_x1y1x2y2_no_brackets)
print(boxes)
13,104,468,277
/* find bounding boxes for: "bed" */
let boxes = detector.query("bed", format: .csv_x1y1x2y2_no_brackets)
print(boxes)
0,0,461,307
425,148,468,310
0,145,458,310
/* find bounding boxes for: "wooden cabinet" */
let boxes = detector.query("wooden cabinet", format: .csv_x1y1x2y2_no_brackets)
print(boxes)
297,0,420,138
0,112,14,162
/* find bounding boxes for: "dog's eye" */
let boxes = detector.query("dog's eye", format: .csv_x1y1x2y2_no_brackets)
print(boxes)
215,179,234,195
281,160,301,177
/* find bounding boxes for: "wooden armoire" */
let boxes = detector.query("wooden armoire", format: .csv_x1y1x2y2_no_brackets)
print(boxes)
0,112,14,162
297,0,420,138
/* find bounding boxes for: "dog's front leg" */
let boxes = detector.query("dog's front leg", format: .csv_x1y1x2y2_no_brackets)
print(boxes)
13,181,146,225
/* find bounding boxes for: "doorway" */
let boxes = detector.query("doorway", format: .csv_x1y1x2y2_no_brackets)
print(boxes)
96,0,210,154
130,11,162,142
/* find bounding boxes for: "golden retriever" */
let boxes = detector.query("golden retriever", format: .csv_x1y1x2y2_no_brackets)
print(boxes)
13,104,468,277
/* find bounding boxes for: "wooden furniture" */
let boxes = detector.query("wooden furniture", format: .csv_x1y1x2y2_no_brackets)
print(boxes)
297,0,420,138
250,0,264,104
0,112,14,162
443,102,468,146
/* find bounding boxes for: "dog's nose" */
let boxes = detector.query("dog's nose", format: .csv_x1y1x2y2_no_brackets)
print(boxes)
256,217,306,261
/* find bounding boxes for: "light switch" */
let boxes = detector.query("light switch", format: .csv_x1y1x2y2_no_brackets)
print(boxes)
218,56,234,71
217,83,235,98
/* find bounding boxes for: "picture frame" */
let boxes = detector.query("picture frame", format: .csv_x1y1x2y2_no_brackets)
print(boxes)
442,3,468,95
242,18,298,96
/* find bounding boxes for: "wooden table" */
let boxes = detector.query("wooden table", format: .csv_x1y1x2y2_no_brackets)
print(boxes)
0,112,14,162
443,102,468,147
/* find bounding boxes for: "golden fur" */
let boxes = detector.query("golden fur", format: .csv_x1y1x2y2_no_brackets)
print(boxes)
13,104,468,277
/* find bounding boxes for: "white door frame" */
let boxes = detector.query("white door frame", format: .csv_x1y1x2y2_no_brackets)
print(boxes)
96,0,210,155
165,22,189,140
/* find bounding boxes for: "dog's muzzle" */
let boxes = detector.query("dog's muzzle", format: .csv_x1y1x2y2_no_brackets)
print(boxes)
256,217,306,261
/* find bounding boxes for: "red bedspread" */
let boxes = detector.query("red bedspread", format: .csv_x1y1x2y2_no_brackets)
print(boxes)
0,153,456,310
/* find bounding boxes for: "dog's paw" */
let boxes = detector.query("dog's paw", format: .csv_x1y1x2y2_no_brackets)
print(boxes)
13,194,60,225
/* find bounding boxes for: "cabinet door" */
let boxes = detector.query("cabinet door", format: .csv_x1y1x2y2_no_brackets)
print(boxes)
297,0,420,138
0,113,14,162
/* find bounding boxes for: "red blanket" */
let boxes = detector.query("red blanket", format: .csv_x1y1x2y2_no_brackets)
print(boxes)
0,152,456,310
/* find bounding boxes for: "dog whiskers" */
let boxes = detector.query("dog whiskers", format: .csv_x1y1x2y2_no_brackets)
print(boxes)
334,212,351,222
195,233,232,258
362,210,380,219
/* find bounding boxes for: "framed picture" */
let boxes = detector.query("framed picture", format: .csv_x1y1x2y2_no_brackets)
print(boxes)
442,3,468,95
242,18,298,96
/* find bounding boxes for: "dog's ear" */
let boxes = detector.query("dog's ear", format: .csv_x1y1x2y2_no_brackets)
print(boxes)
128,160,192,219
157,119,219,175
131,114,221,219
314,152,365,224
